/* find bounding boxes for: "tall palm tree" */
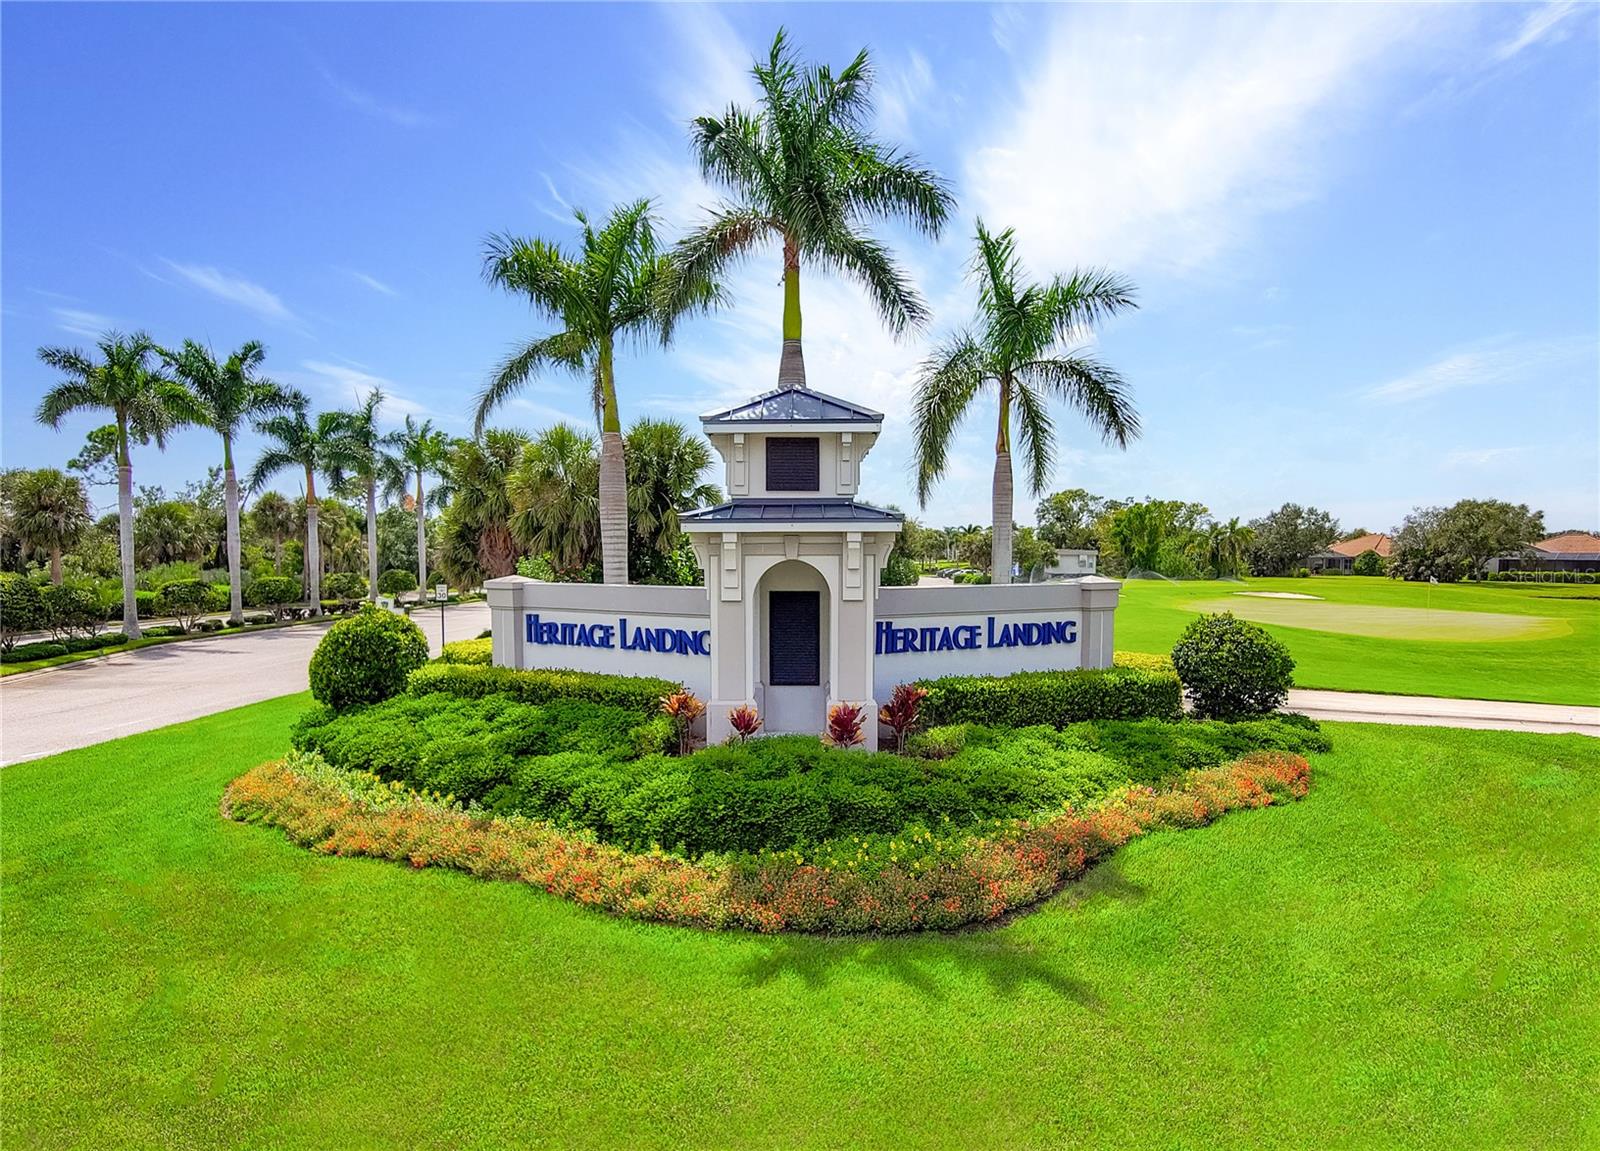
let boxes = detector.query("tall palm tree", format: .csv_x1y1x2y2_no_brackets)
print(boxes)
507,423,599,572
388,415,449,592
330,389,402,601
478,200,713,585
249,491,295,573
35,331,188,638
10,468,92,584
247,404,351,615
1205,517,1255,579
674,27,954,389
164,340,302,623
913,222,1140,585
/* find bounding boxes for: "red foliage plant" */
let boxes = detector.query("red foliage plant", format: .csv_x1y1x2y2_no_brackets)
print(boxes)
825,701,866,748
659,691,705,755
727,704,762,743
878,683,929,753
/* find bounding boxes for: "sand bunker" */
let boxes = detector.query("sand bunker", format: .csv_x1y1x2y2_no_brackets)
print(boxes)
1235,591,1322,600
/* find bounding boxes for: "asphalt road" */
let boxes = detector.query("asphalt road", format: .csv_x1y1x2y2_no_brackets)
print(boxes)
0,603,490,766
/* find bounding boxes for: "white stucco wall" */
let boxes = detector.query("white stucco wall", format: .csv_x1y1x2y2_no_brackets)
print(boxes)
872,579,1120,699
485,577,711,696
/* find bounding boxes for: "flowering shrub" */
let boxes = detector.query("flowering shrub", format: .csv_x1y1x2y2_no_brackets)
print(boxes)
660,691,705,755
728,704,762,743
225,748,1312,934
878,684,929,752
826,701,866,747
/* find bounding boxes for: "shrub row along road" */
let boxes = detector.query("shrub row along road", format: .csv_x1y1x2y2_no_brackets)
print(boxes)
0,604,490,766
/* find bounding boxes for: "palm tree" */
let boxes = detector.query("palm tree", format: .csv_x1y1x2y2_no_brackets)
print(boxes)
388,415,449,592
330,389,402,601
913,222,1140,584
247,404,351,615
434,430,529,586
507,423,599,572
249,491,295,573
10,468,92,584
478,200,714,585
164,340,302,623
35,331,188,638
1205,517,1255,579
624,418,721,556
674,28,954,389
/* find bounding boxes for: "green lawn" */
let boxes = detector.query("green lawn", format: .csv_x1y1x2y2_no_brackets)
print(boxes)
1114,575,1600,705
4,697,1597,1148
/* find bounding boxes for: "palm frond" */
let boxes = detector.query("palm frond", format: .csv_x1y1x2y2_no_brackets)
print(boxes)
911,334,987,506
1018,355,1142,448
474,331,587,435
1009,376,1056,496
818,227,929,335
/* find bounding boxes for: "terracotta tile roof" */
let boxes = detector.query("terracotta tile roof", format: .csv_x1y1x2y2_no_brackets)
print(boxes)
1329,532,1392,558
1532,530,1600,556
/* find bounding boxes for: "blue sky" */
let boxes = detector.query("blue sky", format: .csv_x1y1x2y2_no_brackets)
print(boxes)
4,2,1597,532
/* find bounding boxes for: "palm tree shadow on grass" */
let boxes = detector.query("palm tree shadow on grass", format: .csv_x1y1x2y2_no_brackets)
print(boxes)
732,858,1149,1005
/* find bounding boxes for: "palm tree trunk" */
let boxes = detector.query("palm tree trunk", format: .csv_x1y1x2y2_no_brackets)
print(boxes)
223,439,243,625
306,471,322,617
778,236,806,389
365,480,379,601
992,382,1014,585
116,419,141,640
415,472,428,594
596,336,629,585
50,547,62,585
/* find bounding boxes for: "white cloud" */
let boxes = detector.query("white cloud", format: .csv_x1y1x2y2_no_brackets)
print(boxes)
283,360,442,424
876,50,935,140
162,260,300,326
52,307,120,339
344,269,397,297
654,5,758,125
965,4,1434,276
317,65,433,127
1362,337,1594,404
1443,446,1525,468
1492,1,1580,62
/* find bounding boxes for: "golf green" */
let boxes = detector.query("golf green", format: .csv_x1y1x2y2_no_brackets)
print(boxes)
1111,576,1598,705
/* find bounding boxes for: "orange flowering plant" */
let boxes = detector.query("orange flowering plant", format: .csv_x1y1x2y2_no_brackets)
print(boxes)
226,748,1312,934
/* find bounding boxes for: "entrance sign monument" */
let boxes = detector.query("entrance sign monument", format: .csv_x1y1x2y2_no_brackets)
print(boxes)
487,384,1121,742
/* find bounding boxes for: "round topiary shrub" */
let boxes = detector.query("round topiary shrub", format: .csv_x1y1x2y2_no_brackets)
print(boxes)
245,575,301,620
1170,612,1294,720
308,604,429,711
378,569,417,597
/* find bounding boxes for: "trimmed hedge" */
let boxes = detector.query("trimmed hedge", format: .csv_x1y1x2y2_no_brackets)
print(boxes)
406,662,679,719
437,637,492,665
1113,651,1176,673
917,665,1182,728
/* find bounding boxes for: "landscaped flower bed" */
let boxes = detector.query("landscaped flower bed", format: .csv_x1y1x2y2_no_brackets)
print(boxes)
224,747,1311,933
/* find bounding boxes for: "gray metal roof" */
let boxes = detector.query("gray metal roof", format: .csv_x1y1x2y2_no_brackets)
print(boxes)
682,498,904,525
701,386,883,426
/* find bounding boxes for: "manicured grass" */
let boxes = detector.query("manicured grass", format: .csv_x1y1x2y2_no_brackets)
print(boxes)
4,697,1597,1148
1114,575,1600,705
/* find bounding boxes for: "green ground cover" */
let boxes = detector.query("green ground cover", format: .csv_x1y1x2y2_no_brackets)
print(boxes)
1112,575,1600,705
4,697,1596,1148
